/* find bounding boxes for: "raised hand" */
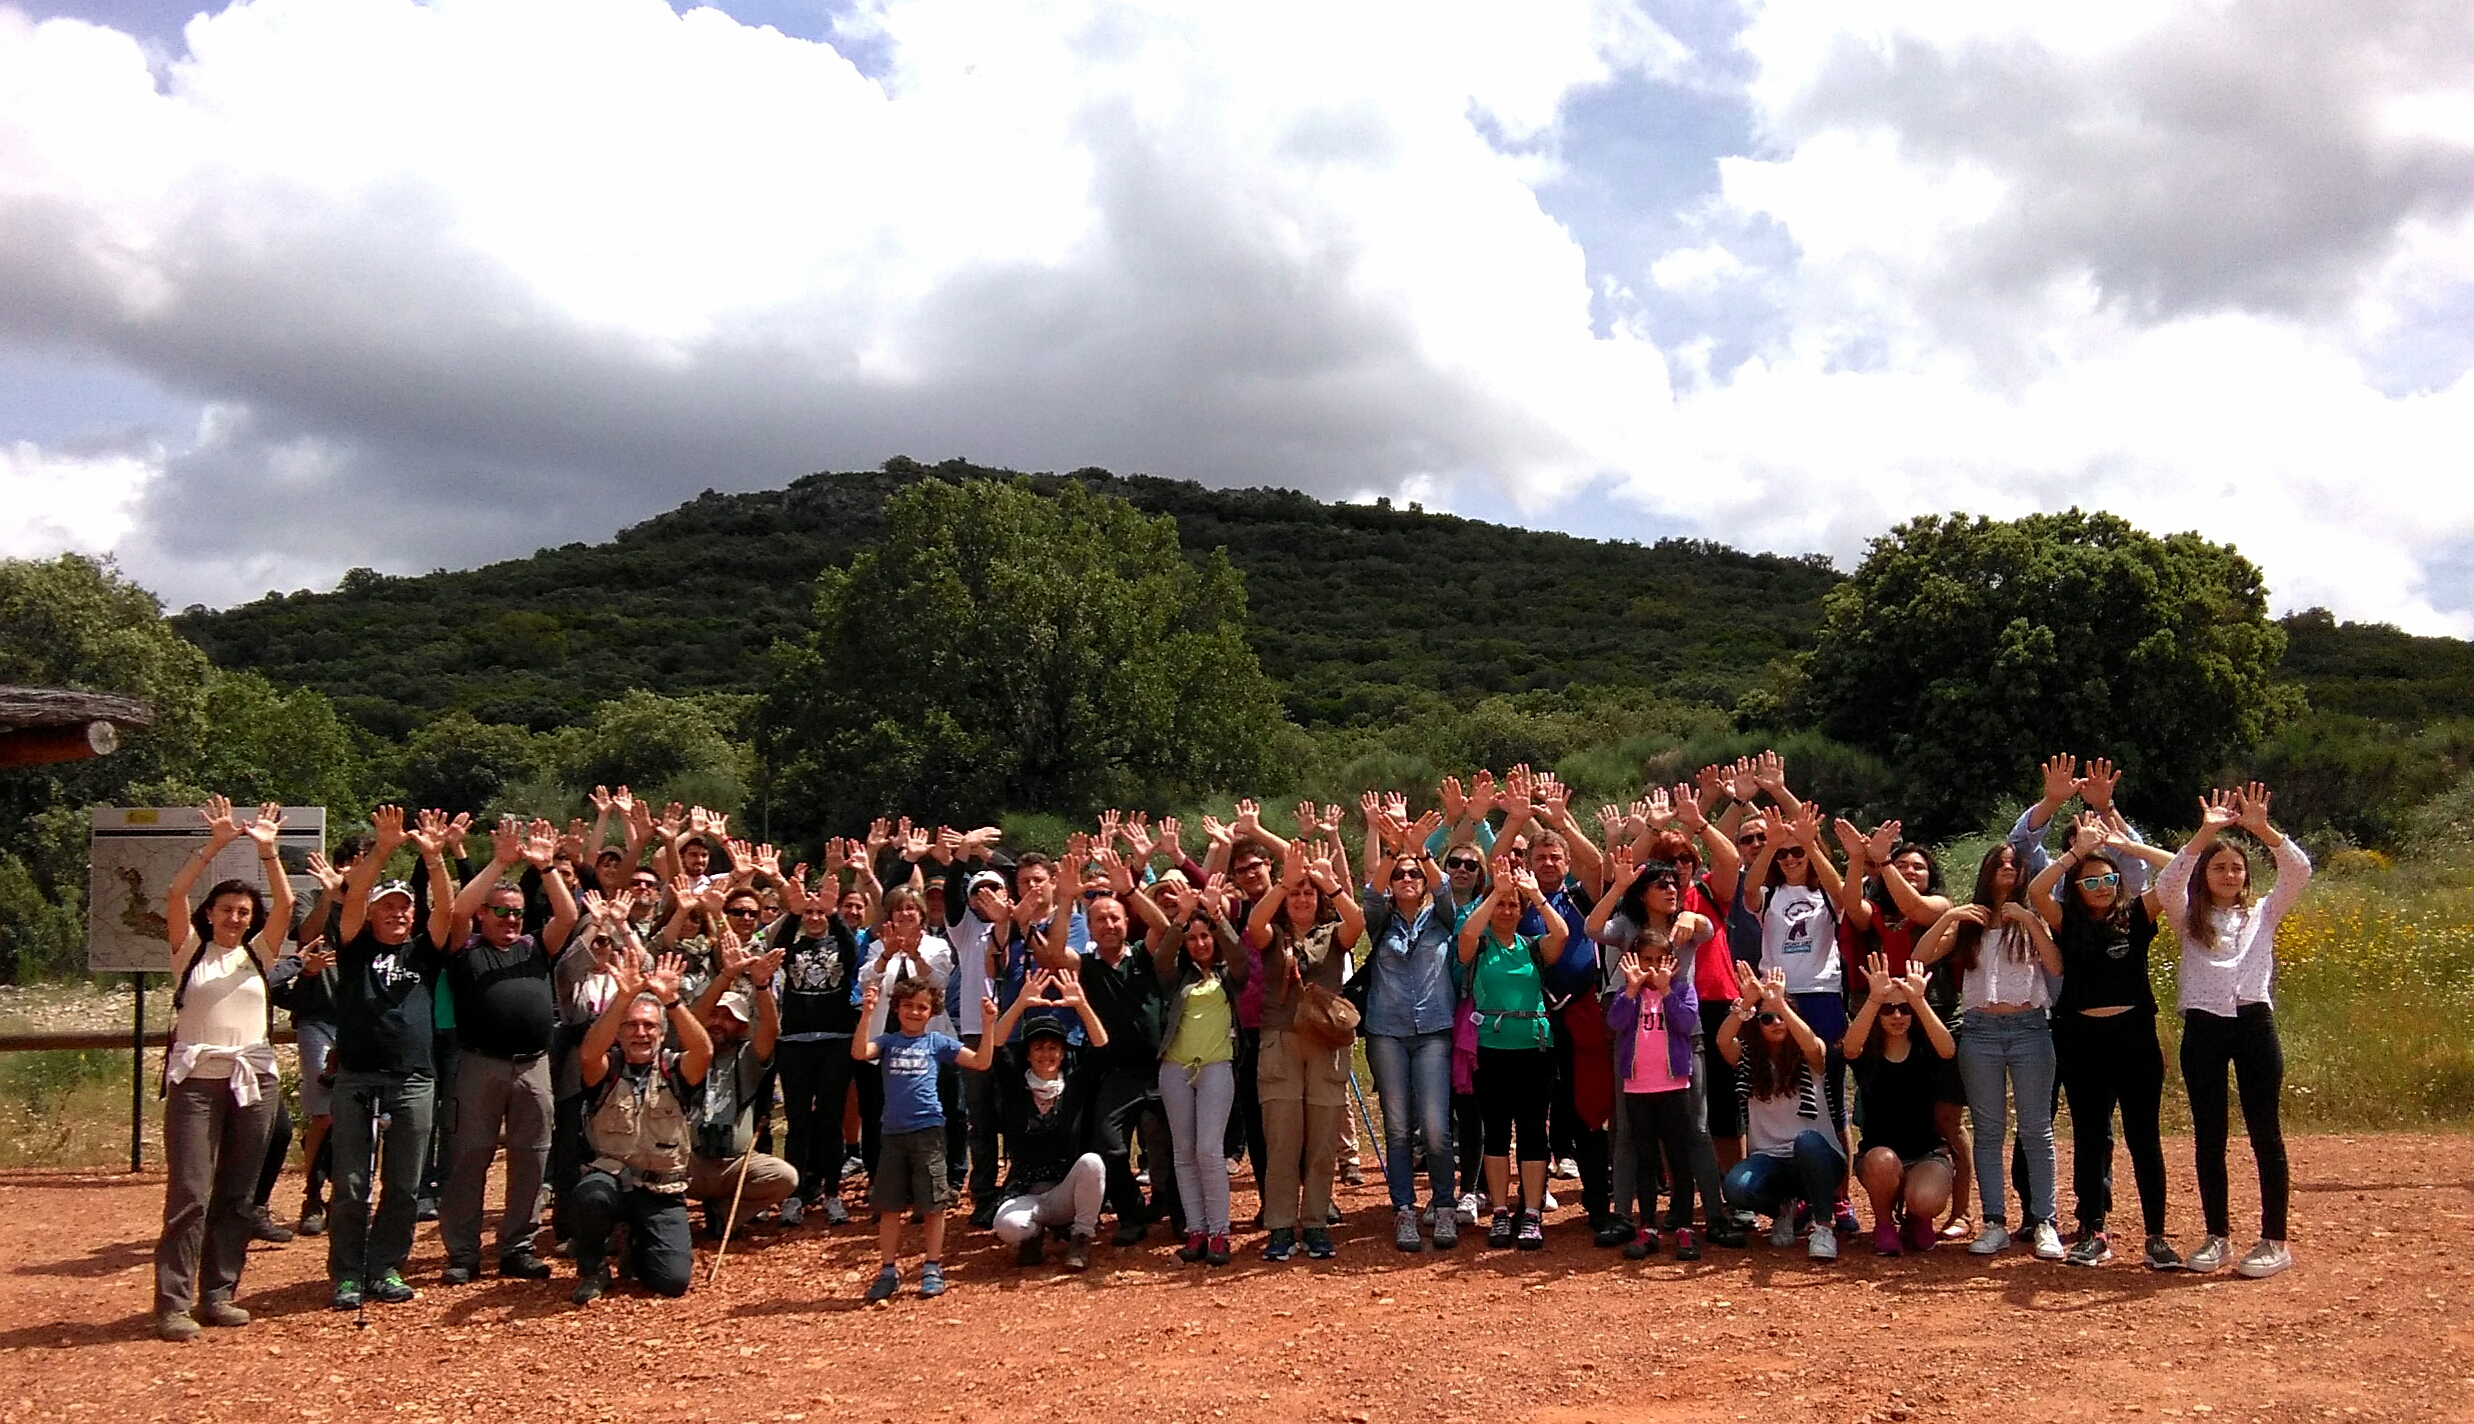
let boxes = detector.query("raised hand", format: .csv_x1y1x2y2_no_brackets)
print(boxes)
1606,847,1641,892
1868,820,1901,864
2237,782,2275,835
1754,749,1787,792
370,804,408,850
1052,968,1087,1007
1502,765,1533,820
1596,805,1626,847
2198,789,2241,831
1197,876,1231,921
1123,814,1156,865
714,929,753,981
1759,967,1788,1010
865,818,893,855
2040,753,2079,808
754,843,783,880
1643,953,1675,994
589,785,614,816
936,825,966,863
523,818,559,870
645,952,688,1003
560,819,588,863
1728,757,1760,804
244,802,285,853
299,935,335,976
1094,846,1135,895
1672,785,1710,833
1537,774,1569,820
902,822,932,861
1097,808,1125,847
2077,757,2120,812
1694,763,1727,807
1158,816,1184,862
1833,817,1868,865
611,785,635,817
1898,962,1931,1004
750,946,785,982
490,815,525,865
305,851,347,895
660,803,687,839
2068,813,2105,858
1863,951,1892,1000
443,811,474,860
1467,769,1498,819
409,808,450,858
688,806,712,836
1617,951,1649,995
1199,813,1233,848
1407,808,1444,848
1645,787,1676,828
1383,791,1410,827
1294,800,1320,838
1233,799,1265,835
1438,775,1468,826
199,794,241,845
1733,958,1762,1003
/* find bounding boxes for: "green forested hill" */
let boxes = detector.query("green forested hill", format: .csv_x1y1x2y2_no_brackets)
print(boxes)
172,458,1844,735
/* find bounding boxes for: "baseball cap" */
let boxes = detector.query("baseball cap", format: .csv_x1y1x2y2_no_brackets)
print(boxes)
1022,1017,1071,1046
370,880,414,906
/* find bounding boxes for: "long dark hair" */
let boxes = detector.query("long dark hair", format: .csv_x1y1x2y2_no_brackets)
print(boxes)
1743,1020,1805,1100
2182,840,2254,949
1948,844,2026,975
188,878,268,950
1864,842,1942,926
2060,848,2133,936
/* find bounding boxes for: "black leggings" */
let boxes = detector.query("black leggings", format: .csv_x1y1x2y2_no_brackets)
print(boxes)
1452,1091,1484,1193
776,1037,876,1202
2181,1005,2289,1240
2054,1009,2168,1236
1476,1046,1554,1162
1617,1090,1700,1229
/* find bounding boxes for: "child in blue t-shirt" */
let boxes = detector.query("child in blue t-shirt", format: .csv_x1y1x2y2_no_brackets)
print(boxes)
854,977,996,1300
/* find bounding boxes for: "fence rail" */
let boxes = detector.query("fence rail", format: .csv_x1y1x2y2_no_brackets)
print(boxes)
0,1028,300,1054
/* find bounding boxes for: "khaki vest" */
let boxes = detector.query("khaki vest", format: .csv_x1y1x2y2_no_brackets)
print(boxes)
587,1050,692,1191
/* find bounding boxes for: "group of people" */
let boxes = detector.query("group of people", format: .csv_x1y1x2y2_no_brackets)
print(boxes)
151,753,2306,1338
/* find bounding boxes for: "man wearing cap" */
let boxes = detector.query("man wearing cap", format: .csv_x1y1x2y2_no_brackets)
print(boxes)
321,806,459,1311
935,828,1012,1226
684,932,795,1238
436,817,578,1287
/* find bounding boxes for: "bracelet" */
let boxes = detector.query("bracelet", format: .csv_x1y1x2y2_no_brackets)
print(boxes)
657,996,681,1009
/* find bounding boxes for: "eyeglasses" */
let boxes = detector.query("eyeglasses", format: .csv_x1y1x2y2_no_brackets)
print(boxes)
2077,873,2121,891
630,879,660,891
1443,859,1483,874
1389,868,1425,882
482,906,523,920
1232,861,1268,876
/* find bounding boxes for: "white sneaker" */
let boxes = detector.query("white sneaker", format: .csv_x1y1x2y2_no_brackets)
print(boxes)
1808,1225,1838,1261
2186,1235,2230,1273
1969,1222,2011,1255
1551,1157,1580,1181
2235,1239,2292,1279
1770,1212,1799,1248
2030,1221,2065,1260
1454,1192,1482,1227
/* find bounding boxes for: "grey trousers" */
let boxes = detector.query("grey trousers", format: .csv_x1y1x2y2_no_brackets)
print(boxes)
440,1051,553,1267
155,1071,277,1314
328,1071,434,1284
991,1153,1108,1244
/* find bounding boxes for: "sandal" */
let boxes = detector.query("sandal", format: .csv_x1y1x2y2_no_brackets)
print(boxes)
1939,1213,1974,1243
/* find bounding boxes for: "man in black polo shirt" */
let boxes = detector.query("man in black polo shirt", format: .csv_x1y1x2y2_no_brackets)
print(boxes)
437,816,579,1285
1039,849,1173,1247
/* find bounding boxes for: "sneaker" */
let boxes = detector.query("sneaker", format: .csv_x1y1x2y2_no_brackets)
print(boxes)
330,1279,363,1312
248,1206,295,1244
2030,1222,2066,1261
1340,1164,1365,1187
1487,1210,1515,1250
1326,1204,1345,1226
1112,1218,1149,1248
156,1309,201,1341
777,1195,805,1228
1304,1227,1337,1259
1431,1209,1458,1249
1516,1210,1546,1251
1808,1225,1838,1262
2143,1235,2184,1271
1180,1231,1209,1263
196,1296,250,1328
1551,1157,1580,1180
1621,1229,1657,1261
415,1197,439,1223
2236,1239,2292,1279
1206,1235,1231,1266
1902,1213,1938,1254
500,1252,552,1280
371,1271,415,1304
1394,1206,1424,1253
1016,1236,1045,1267
1873,1222,1904,1257
864,1264,900,1302
1261,1228,1296,1262
919,1262,946,1298
1593,1217,1633,1248
441,1261,478,1286
1541,1190,1561,1212
1674,1227,1701,1261
819,1196,850,1226
1455,1192,1482,1226
840,1151,866,1180
297,1204,327,1237
1065,1232,1094,1271
1969,1223,2011,1256
1769,1210,1799,1249
2065,1230,2113,1267
2186,1235,2230,1273
1705,1222,1748,1249
570,1268,608,1305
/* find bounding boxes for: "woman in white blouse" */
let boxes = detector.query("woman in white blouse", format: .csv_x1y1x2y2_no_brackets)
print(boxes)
1915,844,2062,1262
155,797,294,1341
2156,783,2309,1280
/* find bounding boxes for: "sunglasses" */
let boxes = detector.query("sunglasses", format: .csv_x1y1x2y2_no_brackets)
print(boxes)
1444,858,1483,873
2077,873,2121,891
1389,867,1425,882
1753,1012,1780,1026
1232,861,1269,876
1879,1002,1913,1016
1642,876,1681,893
630,879,660,892
725,906,761,918
1776,846,1807,861
482,905,523,920
1737,834,1767,849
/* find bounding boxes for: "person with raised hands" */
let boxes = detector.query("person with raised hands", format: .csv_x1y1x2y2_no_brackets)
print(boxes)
435,815,576,1288
1843,956,1957,1256
568,950,711,1303
1358,796,1462,1252
1147,872,1249,1265
852,971,999,1302
683,926,795,1240
1718,965,1844,1260
987,968,1115,1272
1244,836,1364,1261
548,886,652,1254
1914,842,2065,1260
1734,789,1855,1236
153,798,293,1341
761,861,870,1227
2158,783,2309,1278
1456,850,1566,1251
1040,844,1177,1247
2029,811,2180,1269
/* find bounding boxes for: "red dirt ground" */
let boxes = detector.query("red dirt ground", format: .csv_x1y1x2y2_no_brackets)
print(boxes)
5,1133,2471,1424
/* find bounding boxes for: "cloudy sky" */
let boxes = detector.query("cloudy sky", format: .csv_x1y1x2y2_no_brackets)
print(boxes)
3,0,2472,632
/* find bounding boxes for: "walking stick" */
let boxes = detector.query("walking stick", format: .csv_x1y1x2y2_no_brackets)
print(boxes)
706,1136,759,1286
1346,1067,1384,1181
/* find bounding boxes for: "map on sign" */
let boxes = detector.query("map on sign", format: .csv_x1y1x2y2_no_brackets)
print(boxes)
86,807,327,974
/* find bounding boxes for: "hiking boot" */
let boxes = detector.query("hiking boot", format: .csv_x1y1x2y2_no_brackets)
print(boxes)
1430,1209,1458,1250
1181,1231,1210,1263
1673,1227,1701,1261
415,1197,439,1223
297,1202,327,1237
1394,1206,1424,1253
196,1296,250,1328
1516,1210,1546,1251
1064,1232,1094,1271
1487,1210,1515,1250
1769,1209,1799,1249
1969,1223,2011,1255
156,1309,201,1341
1593,1217,1633,1248
2186,1235,2230,1273
2065,1230,2113,1267
500,1252,552,1280
1873,1222,1904,1257
1304,1228,1337,1259
248,1206,294,1244
2143,1235,2185,1271
1207,1233,1231,1265
1262,1227,1296,1262
329,1279,363,1312
570,1268,608,1305
864,1264,901,1302
818,1195,850,1226
1017,1235,1045,1267
1808,1225,1838,1262
919,1262,947,1298
777,1195,805,1228
440,1261,479,1286
1622,1229,1657,1261
2236,1239,2292,1279
2030,1221,2066,1261
371,1271,415,1304
1112,1218,1149,1248
1340,1163,1365,1187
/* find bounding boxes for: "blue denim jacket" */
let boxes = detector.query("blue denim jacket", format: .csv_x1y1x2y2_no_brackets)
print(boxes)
1361,883,1461,1037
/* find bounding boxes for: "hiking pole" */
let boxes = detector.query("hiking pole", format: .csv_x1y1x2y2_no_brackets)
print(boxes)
357,1088,387,1331
706,1137,758,1286
1345,1068,1384,1181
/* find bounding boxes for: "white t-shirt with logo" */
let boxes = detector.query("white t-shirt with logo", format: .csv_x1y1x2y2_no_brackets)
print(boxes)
1757,884,1840,996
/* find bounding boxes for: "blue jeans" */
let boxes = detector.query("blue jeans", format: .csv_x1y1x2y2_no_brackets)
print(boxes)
1957,1009,2057,1227
1722,1129,1844,1217
1366,1031,1455,1211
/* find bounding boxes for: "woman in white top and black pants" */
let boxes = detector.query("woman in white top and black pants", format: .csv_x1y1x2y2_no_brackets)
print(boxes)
155,798,294,1341
2156,784,2309,1279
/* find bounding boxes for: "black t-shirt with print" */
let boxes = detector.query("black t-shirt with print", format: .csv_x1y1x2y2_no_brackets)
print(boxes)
332,927,448,1076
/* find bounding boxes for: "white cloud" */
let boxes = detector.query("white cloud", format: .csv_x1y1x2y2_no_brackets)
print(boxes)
0,436,157,558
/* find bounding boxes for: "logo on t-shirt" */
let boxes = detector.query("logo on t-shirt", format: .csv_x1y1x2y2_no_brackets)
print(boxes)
1777,896,1824,955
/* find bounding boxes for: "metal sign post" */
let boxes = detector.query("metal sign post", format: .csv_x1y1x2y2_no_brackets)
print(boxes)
130,975,145,1172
